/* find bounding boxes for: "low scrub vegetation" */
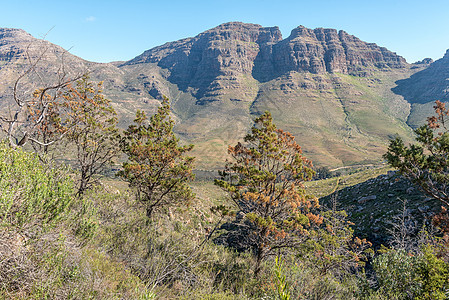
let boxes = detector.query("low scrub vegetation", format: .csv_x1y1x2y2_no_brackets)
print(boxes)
2,75,449,299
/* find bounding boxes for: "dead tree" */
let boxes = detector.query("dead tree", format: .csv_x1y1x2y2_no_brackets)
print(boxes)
0,33,86,151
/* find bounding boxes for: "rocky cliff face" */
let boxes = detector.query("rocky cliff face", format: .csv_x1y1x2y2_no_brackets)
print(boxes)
124,22,407,98
125,22,283,101
393,50,449,104
270,26,406,78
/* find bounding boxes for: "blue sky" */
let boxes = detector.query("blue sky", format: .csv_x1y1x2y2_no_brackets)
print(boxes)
2,0,448,63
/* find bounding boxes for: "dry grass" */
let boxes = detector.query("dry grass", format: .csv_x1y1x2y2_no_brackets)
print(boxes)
305,165,392,198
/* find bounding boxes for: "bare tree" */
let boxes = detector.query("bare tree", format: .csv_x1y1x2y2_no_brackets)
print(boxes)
0,32,85,151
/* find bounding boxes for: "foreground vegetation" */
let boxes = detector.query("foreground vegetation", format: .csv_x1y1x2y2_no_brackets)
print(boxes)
2,143,449,299
1,74,449,299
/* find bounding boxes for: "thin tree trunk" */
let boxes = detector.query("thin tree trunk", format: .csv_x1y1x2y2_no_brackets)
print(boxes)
254,245,263,277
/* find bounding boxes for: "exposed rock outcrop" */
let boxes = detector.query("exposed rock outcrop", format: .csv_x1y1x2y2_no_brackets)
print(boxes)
123,22,407,101
125,22,282,101
393,49,449,104
270,26,406,79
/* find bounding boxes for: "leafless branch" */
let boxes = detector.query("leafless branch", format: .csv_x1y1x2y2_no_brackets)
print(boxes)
1,32,87,150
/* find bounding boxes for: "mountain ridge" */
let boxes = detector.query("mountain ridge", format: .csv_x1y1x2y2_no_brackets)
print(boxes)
114,22,419,168
122,22,409,101
0,22,437,169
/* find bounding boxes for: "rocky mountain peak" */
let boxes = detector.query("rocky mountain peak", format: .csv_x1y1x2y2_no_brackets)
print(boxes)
0,28,33,41
205,22,263,36
289,25,314,38
289,26,339,40
123,22,284,100
413,58,434,65
0,27,80,64
273,26,407,76
0,28,37,61
124,22,408,96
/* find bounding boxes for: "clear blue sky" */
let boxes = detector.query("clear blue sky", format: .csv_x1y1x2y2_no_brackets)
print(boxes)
2,0,448,63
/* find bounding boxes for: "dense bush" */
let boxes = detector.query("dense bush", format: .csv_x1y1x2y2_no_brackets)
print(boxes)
372,245,449,299
0,143,73,232
0,144,150,299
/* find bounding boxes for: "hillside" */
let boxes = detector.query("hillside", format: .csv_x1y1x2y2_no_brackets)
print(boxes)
318,170,439,247
393,51,449,128
0,23,431,169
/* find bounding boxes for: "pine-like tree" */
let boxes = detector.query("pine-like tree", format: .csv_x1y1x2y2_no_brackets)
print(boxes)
385,100,449,207
120,97,195,219
385,100,449,238
215,111,322,276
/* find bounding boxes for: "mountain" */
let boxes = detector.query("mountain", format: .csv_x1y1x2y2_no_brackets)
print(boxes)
0,28,156,129
0,23,431,169
0,28,105,88
393,51,449,128
116,22,422,169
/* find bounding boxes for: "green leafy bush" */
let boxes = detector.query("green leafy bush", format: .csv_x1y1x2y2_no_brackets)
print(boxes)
298,210,372,277
373,245,449,299
0,143,73,232
275,210,371,299
0,146,149,299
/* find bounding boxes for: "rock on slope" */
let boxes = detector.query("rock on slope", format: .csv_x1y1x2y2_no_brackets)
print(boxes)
321,172,439,247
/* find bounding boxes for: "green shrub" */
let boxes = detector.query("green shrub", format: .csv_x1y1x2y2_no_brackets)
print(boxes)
372,246,449,299
274,256,291,300
0,143,73,232
263,255,361,299
0,148,148,299
415,245,449,300
373,249,419,299
298,210,372,277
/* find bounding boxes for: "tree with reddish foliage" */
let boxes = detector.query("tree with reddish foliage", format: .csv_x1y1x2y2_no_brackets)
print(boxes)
119,97,195,219
215,111,322,276
63,75,120,196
